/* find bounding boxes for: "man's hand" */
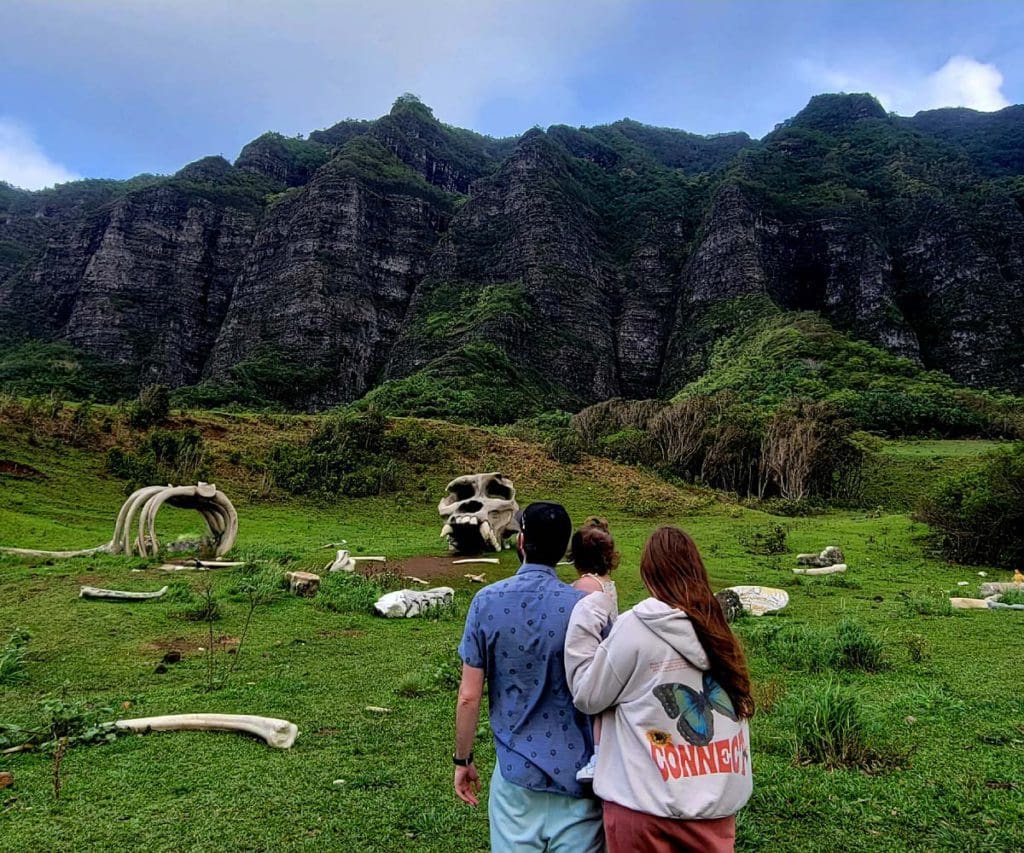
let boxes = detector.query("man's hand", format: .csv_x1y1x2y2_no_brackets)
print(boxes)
454,664,485,805
454,764,482,806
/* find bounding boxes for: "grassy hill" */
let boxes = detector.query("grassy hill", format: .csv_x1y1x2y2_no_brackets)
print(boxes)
675,300,1024,437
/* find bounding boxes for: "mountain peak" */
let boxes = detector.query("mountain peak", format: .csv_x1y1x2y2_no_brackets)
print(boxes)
786,93,888,133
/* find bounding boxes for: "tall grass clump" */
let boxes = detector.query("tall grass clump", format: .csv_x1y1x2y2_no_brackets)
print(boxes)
899,591,955,617
0,629,30,685
785,681,886,769
751,620,886,672
832,619,885,672
315,572,391,615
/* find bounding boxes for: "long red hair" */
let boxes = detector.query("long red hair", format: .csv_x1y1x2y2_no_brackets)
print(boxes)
640,526,755,718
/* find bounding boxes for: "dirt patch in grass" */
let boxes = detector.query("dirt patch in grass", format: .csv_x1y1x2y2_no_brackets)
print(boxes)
0,459,44,479
387,555,501,581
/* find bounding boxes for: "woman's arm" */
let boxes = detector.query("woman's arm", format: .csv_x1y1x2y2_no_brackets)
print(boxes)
564,592,627,715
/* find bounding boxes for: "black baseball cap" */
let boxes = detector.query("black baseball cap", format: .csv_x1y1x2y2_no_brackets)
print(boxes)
521,502,572,566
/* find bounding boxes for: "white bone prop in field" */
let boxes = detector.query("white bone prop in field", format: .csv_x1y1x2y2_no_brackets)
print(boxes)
725,586,789,616
793,563,848,576
0,482,238,559
374,587,455,618
114,714,298,748
80,585,169,601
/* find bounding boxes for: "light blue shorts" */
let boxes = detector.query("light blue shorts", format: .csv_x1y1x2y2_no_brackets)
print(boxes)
488,766,605,852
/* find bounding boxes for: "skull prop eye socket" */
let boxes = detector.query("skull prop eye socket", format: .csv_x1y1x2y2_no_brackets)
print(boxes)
438,472,520,555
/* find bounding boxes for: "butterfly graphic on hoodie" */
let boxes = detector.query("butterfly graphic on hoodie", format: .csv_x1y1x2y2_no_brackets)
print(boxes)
653,673,739,747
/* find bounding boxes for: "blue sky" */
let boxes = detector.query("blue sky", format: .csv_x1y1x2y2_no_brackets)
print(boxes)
2,0,1022,189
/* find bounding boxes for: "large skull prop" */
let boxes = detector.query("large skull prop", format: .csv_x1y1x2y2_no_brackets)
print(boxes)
439,472,520,554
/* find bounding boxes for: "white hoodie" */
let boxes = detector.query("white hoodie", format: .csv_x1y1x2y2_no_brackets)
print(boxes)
565,593,752,819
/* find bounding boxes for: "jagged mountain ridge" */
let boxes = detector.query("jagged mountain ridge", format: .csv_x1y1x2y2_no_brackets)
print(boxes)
1,92,1022,412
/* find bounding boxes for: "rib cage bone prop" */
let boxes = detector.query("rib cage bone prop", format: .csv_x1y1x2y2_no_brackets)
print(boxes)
438,473,520,555
0,482,237,559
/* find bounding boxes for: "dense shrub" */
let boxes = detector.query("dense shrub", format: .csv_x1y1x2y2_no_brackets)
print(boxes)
360,344,548,425
105,428,208,489
128,384,170,428
915,443,1024,567
545,428,584,464
759,400,863,502
598,427,659,465
572,392,864,501
268,408,442,497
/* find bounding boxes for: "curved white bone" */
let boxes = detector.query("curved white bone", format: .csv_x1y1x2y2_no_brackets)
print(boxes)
80,585,169,601
2,483,238,560
115,713,298,748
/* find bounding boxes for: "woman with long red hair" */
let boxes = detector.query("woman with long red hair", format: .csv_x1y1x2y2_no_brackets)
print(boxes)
565,526,754,852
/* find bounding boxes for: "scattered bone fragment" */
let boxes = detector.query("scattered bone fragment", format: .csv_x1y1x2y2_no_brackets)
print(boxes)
286,571,321,597
795,546,845,568
453,558,499,565
464,573,486,583
364,707,391,714
326,549,354,572
351,556,386,562
374,587,455,618
403,576,429,585
793,564,847,576
980,582,1024,596
80,585,169,601
115,713,298,748
950,597,990,609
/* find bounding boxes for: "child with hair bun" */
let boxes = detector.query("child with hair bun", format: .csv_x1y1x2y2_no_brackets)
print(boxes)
571,522,619,781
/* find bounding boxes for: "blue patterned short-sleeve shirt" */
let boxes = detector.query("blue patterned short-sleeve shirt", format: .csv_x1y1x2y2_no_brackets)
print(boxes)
459,562,593,798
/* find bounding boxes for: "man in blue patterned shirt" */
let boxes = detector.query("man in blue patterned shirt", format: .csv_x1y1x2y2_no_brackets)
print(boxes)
453,502,604,851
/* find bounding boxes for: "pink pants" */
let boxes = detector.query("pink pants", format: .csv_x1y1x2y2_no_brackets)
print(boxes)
603,800,736,853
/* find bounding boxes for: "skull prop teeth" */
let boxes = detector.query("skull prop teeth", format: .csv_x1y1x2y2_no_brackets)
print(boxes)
438,472,520,555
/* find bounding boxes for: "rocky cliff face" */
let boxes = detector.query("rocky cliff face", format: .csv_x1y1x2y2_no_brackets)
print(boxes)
1,93,1022,410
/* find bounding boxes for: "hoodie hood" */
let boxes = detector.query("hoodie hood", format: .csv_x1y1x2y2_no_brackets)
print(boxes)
632,597,710,671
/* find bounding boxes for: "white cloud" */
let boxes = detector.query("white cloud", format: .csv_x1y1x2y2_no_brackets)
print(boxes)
0,118,79,190
802,55,1011,115
925,56,1009,112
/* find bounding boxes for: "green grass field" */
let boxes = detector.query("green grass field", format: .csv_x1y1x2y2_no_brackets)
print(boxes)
1,412,1021,851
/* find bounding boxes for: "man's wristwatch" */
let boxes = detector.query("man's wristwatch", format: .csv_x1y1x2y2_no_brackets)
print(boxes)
453,752,474,767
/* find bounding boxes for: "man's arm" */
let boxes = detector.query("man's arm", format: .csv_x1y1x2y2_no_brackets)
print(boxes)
453,663,485,806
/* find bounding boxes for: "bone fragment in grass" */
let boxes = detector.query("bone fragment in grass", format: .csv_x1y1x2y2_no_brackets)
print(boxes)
114,713,298,748
793,563,847,576
326,549,354,572
950,597,990,609
464,573,486,583
453,558,499,565
80,585,169,601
